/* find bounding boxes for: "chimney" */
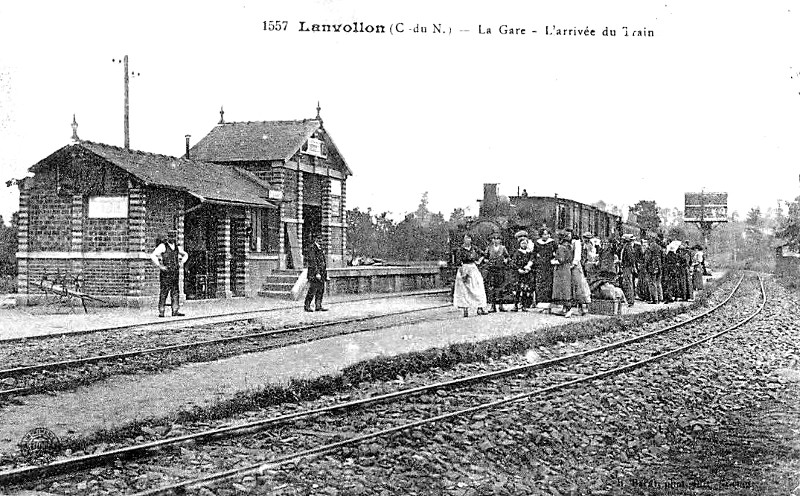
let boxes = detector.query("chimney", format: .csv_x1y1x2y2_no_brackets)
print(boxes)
185,135,191,159
480,183,499,217
71,114,80,142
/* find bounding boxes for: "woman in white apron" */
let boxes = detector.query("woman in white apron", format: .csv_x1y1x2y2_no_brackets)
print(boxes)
453,233,488,317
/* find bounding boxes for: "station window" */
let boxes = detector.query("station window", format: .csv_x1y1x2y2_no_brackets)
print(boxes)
249,208,280,254
262,208,280,254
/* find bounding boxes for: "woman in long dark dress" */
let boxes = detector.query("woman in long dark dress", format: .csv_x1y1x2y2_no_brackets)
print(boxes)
663,240,682,303
551,231,574,315
533,227,556,310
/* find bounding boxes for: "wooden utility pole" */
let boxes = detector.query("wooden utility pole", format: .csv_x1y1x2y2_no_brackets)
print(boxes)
113,55,138,149
124,55,129,149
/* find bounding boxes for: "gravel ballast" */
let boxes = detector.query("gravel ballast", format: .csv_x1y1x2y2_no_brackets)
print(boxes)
256,273,798,496
7,272,790,496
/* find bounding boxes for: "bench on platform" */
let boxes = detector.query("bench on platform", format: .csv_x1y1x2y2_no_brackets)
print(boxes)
29,273,107,314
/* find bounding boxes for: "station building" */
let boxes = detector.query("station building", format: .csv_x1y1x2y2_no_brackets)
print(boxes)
16,108,351,306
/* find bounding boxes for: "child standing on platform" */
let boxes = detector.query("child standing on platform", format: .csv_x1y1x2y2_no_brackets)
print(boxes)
484,231,510,312
511,233,534,312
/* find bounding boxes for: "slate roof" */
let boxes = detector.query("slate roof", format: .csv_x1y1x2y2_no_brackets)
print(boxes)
42,141,276,208
190,120,322,163
189,119,351,175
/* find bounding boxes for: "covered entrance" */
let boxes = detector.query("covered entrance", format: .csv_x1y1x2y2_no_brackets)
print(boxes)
183,205,218,299
302,173,323,266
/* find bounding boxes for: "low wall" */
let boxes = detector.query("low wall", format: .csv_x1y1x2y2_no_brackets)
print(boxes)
776,252,800,279
325,265,445,295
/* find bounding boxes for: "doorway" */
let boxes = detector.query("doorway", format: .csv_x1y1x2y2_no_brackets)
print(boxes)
302,204,322,265
183,206,218,299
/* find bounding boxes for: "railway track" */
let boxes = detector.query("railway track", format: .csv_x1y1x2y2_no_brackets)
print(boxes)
0,273,765,495
0,298,453,400
0,289,450,345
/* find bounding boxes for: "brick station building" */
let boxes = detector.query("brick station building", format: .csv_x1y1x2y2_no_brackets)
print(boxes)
16,109,350,306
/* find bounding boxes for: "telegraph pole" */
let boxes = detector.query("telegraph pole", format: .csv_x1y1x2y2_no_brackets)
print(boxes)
124,55,129,149
112,55,140,149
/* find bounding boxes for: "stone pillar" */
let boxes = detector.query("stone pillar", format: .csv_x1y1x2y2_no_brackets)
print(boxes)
70,194,84,285
271,167,286,267
297,170,304,257
215,210,232,298
127,187,147,300
242,208,251,294
341,179,347,259
16,190,29,297
321,177,332,255
176,203,186,301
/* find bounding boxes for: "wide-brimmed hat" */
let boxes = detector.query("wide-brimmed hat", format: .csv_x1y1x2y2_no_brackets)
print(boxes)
621,233,635,241
489,231,502,240
582,231,593,239
514,230,529,239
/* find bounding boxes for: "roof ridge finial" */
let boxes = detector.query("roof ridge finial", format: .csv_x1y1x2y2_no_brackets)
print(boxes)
219,106,225,124
316,101,321,120
71,114,80,142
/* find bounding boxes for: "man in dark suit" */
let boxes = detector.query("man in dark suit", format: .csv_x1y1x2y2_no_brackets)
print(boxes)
618,234,637,307
304,232,328,312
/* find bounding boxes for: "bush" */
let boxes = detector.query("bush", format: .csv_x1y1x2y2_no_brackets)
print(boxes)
0,275,16,294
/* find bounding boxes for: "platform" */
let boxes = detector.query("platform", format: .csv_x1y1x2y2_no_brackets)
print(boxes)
0,289,446,342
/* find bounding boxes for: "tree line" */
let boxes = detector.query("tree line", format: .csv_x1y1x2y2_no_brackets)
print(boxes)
346,192,464,263
346,193,800,267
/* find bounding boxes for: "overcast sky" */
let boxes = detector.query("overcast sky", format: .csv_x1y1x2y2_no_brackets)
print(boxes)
1,0,799,225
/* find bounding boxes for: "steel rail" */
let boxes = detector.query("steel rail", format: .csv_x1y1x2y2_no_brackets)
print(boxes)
0,303,453,397
0,289,450,345
0,275,745,487
132,273,765,496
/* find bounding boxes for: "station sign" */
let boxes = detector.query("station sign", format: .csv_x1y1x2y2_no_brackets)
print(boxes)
304,138,325,158
684,192,728,223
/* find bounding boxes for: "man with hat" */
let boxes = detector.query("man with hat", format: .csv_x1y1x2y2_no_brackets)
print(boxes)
580,231,596,274
484,230,510,312
304,231,329,312
150,230,189,317
618,233,637,307
644,233,664,304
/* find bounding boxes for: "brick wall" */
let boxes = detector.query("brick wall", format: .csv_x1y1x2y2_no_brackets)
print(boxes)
28,191,72,252
81,259,129,295
144,188,183,248
84,218,129,251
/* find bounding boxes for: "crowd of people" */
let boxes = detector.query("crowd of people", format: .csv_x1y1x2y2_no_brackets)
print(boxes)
452,227,707,318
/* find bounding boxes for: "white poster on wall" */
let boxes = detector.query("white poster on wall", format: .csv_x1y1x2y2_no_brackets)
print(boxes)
87,196,129,218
